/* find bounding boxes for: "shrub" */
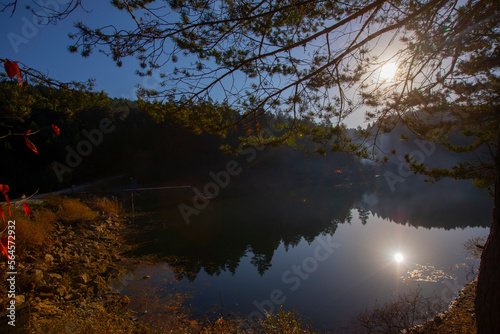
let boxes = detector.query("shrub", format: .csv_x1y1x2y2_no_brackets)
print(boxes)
45,196,98,224
32,207,57,230
42,194,64,211
353,288,444,334
85,195,122,216
2,207,56,255
258,306,321,334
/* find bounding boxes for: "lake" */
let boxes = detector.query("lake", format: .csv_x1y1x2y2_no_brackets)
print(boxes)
111,175,491,333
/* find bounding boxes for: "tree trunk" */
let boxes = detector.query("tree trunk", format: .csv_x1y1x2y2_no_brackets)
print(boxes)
475,130,500,334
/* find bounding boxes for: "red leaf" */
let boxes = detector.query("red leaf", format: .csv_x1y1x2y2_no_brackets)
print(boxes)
52,124,60,136
23,202,31,215
0,206,4,222
0,235,11,262
4,60,18,79
24,135,39,154
0,185,11,217
0,184,9,194
4,60,22,86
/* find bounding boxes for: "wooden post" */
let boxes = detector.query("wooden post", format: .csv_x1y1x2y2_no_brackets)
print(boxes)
131,192,135,222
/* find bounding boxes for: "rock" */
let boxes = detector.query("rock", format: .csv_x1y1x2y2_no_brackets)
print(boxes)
142,275,150,280
37,285,53,294
73,292,83,300
54,286,66,297
47,273,62,281
24,255,37,263
92,276,112,292
104,266,119,278
24,282,35,291
75,299,86,308
44,254,54,264
79,255,90,264
34,263,48,272
32,269,44,282
77,273,90,284
118,296,130,306
39,292,56,299
59,253,72,263
34,301,62,315
15,295,25,304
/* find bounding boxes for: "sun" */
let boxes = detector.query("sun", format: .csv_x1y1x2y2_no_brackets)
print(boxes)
379,62,398,80
394,253,404,263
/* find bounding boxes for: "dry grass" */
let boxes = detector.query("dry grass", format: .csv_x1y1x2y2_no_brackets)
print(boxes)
197,307,321,334
85,195,122,216
42,194,65,211
258,306,322,334
0,194,119,256
1,207,57,255
28,307,155,334
43,196,98,224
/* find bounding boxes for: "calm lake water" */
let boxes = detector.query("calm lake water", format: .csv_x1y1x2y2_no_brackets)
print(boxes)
112,176,491,333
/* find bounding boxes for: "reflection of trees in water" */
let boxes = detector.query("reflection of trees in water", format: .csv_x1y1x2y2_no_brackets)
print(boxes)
124,176,490,281
357,179,491,229
124,185,359,281
358,208,371,225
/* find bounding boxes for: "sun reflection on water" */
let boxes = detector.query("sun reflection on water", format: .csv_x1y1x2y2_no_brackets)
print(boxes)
394,252,404,263
402,264,456,282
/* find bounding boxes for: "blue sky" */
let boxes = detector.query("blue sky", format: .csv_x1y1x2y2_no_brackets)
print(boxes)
0,0,144,98
0,1,399,127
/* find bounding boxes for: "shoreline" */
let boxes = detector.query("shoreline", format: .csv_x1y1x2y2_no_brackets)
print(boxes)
0,194,479,333
408,279,477,333
0,195,150,334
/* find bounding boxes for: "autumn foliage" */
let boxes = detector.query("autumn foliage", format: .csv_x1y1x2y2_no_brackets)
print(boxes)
0,195,118,260
3,59,22,86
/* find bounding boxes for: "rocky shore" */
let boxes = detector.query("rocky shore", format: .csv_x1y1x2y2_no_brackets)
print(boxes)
408,279,477,333
0,196,149,334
